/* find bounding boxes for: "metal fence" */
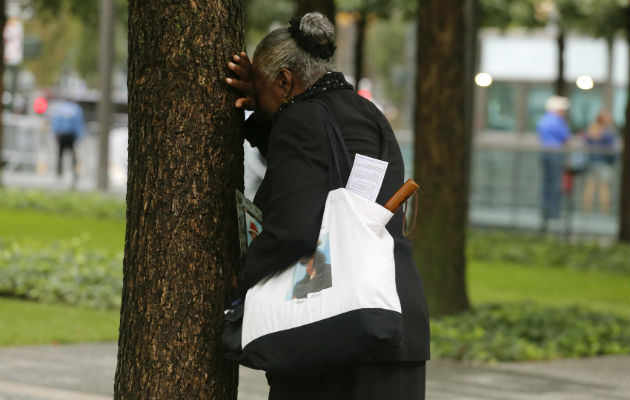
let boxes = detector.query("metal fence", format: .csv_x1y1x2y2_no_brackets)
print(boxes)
3,118,623,237
398,131,622,237
1,113,124,188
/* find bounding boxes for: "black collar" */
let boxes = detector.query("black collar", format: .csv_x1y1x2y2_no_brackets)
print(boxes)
276,71,354,117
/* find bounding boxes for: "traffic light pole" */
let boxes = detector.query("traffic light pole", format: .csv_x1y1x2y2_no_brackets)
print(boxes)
97,0,114,191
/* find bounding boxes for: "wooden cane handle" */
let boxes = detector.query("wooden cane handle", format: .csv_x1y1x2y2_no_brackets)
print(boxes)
384,179,419,213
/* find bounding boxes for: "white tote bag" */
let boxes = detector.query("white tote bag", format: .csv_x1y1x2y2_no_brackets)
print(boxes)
239,102,402,375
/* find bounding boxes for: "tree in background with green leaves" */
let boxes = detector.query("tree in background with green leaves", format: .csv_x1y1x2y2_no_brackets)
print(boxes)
413,0,477,317
620,5,630,243
244,0,294,45
481,0,630,243
0,0,5,187
337,0,411,89
27,0,127,88
481,0,628,96
296,0,336,22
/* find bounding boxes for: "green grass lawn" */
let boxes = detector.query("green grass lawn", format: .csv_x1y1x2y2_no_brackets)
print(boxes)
468,260,630,317
0,298,119,346
0,207,124,253
1,205,628,346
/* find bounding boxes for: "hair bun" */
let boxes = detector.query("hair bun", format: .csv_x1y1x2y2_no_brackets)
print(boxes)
288,12,336,60
299,12,335,46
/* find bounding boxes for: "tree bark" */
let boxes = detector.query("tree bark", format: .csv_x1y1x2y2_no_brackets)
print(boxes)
0,0,5,187
555,29,566,97
114,1,244,398
413,0,474,316
296,0,336,24
619,6,630,243
353,8,367,90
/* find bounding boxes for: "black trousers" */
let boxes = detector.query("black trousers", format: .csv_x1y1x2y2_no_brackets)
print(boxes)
267,361,426,400
56,133,77,175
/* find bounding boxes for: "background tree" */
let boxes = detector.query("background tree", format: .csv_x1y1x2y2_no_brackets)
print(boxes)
338,0,402,88
29,0,128,88
479,0,569,93
481,0,630,242
561,0,627,109
620,4,630,243
296,0,336,23
245,0,294,45
114,1,244,398
566,0,629,242
0,0,4,187
413,0,477,316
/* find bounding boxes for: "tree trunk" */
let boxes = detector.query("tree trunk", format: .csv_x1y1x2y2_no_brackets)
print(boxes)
604,37,614,112
353,8,367,90
114,1,244,398
0,0,5,187
413,0,474,316
555,29,566,97
97,0,114,191
619,7,630,243
296,0,336,24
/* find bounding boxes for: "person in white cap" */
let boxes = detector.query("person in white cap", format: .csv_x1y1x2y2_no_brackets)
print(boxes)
536,95,571,230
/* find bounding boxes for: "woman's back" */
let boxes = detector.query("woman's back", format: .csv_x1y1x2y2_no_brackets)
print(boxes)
247,77,429,362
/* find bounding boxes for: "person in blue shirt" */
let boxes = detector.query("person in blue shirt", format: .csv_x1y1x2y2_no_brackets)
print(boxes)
582,111,617,214
50,99,85,177
536,96,571,227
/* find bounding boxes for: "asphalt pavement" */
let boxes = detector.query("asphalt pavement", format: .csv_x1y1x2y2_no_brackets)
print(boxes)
0,343,628,400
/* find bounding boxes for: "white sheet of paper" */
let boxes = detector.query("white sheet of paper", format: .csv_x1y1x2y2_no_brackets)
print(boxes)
345,154,388,202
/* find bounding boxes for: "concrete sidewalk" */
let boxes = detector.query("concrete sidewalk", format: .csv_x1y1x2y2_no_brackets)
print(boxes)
0,343,628,400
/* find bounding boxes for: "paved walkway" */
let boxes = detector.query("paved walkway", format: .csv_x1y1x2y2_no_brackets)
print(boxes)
0,343,627,400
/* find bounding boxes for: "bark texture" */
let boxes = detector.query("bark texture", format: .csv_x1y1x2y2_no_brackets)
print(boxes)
296,0,335,24
413,0,473,316
0,0,5,187
619,7,630,243
114,1,244,398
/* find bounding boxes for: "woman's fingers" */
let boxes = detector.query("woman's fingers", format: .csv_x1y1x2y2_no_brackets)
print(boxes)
238,52,251,66
231,53,253,79
235,96,256,110
234,97,255,110
233,53,252,72
228,62,250,81
225,77,254,94
227,52,257,110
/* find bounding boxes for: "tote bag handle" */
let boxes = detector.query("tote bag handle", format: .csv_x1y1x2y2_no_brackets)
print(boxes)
313,100,352,189
313,99,389,190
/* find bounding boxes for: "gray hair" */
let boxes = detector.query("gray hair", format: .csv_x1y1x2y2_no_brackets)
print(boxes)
253,12,335,88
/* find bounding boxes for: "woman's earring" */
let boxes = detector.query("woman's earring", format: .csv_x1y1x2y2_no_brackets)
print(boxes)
282,92,289,104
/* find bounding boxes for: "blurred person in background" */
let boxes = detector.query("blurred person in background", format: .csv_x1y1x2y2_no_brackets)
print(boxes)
50,98,85,179
537,95,571,231
582,111,617,215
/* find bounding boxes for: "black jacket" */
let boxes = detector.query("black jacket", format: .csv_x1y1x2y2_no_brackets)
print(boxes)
241,73,430,362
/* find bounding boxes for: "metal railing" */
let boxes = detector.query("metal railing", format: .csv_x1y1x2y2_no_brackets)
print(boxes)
397,131,623,237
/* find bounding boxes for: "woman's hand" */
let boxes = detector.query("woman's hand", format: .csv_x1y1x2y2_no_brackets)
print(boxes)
226,52,257,110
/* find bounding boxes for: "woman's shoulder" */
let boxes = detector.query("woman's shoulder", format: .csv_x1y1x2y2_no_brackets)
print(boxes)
268,100,329,153
275,99,327,127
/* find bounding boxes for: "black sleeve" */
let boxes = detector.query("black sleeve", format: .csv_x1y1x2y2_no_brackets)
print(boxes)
244,112,273,158
241,103,330,290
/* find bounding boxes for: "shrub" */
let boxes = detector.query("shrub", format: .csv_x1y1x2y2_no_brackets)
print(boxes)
0,237,122,309
468,230,630,274
431,302,630,362
0,188,125,220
